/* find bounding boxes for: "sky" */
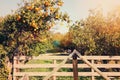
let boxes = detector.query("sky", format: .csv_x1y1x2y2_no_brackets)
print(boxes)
61,0,120,21
0,0,120,34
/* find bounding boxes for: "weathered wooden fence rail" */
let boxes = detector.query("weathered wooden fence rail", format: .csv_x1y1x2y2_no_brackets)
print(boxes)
13,55,120,80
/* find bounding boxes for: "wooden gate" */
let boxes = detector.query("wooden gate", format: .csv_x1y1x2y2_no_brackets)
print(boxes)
13,50,120,80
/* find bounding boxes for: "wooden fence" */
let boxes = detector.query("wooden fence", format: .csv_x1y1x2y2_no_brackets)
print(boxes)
13,53,120,80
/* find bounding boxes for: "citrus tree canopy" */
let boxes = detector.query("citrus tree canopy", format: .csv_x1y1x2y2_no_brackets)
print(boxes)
1,0,69,56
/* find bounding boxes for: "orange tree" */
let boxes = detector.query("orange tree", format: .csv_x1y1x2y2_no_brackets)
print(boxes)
2,0,69,58
0,17,9,80
0,45,8,80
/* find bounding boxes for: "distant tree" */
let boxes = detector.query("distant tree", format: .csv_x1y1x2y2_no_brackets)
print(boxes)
105,6,120,55
52,32,64,41
69,8,120,55
60,32,75,51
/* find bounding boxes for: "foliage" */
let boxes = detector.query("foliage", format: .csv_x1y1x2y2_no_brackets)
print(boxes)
51,32,63,47
29,40,53,56
0,1,120,79
1,0,69,57
52,32,64,41
69,8,120,55
60,32,75,51
0,45,9,80
0,0,69,78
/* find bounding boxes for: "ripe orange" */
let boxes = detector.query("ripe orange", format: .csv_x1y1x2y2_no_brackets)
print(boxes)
35,7,40,12
17,15,21,21
26,6,30,9
44,12,48,17
50,7,54,12
29,6,34,10
44,1,50,6
31,21,37,28
38,11,43,16
57,2,63,6
26,6,34,10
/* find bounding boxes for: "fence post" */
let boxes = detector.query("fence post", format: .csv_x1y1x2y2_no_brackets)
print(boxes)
13,57,16,80
91,59,95,80
53,59,57,80
13,56,19,80
7,57,12,80
73,54,78,80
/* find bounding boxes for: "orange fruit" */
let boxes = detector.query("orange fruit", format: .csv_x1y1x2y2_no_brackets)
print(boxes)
35,7,40,12
29,6,33,10
32,20,35,23
26,6,30,9
44,1,50,6
38,11,43,16
31,21,37,28
17,15,21,21
50,7,54,12
57,2,63,6
26,5,34,10
44,12,48,17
